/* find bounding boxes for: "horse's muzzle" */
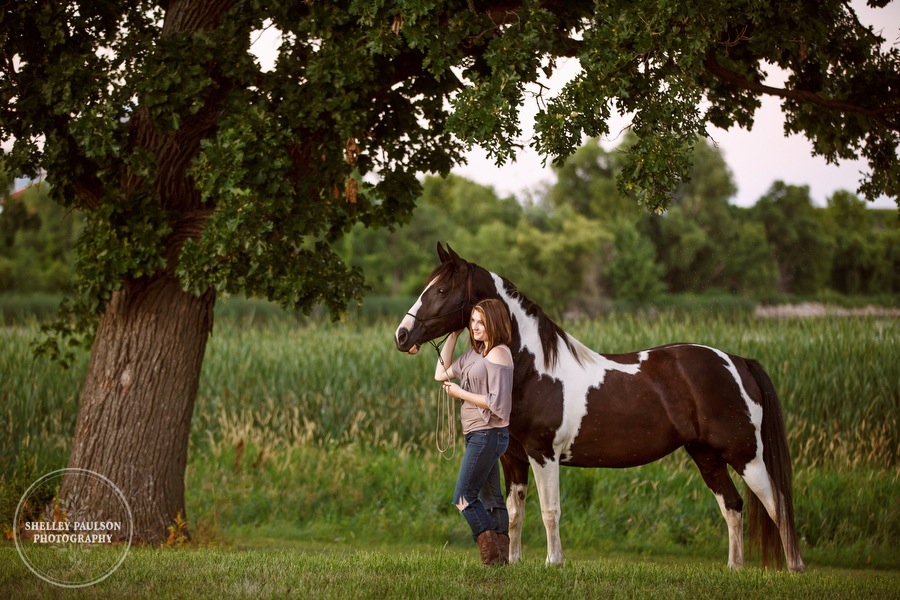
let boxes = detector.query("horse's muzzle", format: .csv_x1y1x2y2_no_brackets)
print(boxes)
394,327,420,354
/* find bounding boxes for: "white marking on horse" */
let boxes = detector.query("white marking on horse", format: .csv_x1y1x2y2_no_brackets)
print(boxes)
528,456,563,565
715,493,745,570
493,273,652,462
692,344,779,525
395,278,436,346
506,483,527,563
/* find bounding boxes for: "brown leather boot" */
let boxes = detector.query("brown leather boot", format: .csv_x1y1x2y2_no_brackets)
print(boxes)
497,533,510,565
476,530,501,566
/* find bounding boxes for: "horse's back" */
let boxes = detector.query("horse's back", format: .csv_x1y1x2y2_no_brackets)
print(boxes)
559,343,759,468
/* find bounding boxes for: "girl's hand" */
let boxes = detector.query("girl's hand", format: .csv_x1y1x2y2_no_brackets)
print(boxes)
442,381,462,399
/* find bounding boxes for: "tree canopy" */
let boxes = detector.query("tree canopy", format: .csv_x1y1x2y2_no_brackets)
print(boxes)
1,0,898,335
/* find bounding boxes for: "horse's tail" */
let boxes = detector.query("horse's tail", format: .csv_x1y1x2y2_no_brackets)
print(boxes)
745,358,804,572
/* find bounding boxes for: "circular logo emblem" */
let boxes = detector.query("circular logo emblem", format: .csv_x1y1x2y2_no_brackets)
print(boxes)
13,468,133,588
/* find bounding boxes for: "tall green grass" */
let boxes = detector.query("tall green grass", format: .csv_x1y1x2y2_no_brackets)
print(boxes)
2,313,897,563
191,314,899,468
573,314,899,468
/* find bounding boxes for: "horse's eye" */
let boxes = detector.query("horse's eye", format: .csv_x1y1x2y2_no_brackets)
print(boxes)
437,287,447,294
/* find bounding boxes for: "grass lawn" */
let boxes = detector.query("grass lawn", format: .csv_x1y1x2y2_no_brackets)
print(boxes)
2,542,898,599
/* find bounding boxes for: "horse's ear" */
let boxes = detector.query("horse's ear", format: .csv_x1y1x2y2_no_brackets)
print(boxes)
437,242,467,268
437,242,450,263
445,244,464,265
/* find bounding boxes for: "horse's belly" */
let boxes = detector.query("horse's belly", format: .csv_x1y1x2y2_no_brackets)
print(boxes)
561,426,683,468
559,379,691,468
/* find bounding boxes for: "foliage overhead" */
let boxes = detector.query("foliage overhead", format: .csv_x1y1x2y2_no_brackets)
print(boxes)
0,0,897,347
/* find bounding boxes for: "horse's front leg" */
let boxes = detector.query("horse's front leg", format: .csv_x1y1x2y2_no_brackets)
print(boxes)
529,456,563,565
501,449,530,563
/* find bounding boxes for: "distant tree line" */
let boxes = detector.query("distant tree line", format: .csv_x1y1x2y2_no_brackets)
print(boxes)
339,136,899,315
0,174,81,295
2,138,898,315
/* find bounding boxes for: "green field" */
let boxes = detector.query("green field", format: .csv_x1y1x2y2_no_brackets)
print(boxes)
2,310,898,595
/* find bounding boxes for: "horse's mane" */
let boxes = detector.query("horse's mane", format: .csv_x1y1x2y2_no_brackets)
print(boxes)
429,257,593,370
498,276,594,370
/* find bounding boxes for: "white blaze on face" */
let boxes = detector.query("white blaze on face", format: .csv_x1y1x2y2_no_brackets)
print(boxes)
395,278,437,353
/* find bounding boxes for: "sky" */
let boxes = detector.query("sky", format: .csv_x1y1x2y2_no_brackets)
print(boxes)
449,2,900,209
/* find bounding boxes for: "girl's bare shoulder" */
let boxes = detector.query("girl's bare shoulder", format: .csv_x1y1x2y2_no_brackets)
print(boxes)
485,344,513,367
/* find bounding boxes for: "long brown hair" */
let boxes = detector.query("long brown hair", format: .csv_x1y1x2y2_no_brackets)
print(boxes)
470,299,512,356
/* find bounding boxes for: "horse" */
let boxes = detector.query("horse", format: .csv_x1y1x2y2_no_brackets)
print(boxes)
394,243,804,572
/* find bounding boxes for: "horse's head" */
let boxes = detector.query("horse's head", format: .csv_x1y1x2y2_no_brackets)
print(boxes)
394,243,474,354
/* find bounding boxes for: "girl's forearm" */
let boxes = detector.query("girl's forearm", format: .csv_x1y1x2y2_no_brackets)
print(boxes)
458,389,489,410
434,332,458,380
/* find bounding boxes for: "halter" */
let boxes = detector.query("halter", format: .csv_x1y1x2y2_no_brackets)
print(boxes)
405,300,466,325
405,269,475,334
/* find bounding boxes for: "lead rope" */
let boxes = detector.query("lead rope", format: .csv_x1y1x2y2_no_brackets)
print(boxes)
430,336,456,460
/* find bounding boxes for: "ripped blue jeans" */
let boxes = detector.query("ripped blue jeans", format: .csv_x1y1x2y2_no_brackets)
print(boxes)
453,427,509,541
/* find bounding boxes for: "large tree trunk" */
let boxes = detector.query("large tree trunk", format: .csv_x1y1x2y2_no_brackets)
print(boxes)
60,274,215,543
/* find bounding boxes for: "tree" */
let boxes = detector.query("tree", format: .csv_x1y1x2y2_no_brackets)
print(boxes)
511,206,612,315
545,137,641,223
652,138,735,292
825,190,872,294
824,191,894,294
721,217,779,295
340,175,518,296
604,222,663,304
421,174,521,230
340,201,453,297
530,1,899,209
754,182,833,294
0,181,83,293
548,134,775,297
2,1,896,542
649,137,779,294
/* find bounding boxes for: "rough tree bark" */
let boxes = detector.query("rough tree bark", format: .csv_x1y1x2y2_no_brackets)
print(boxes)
60,278,215,543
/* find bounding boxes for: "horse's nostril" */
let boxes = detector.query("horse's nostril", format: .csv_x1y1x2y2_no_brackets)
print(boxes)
396,327,409,347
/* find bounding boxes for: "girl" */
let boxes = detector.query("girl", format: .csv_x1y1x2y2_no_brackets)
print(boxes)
435,298,513,565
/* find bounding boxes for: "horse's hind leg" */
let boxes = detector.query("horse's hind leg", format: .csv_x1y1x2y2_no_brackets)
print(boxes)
501,451,529,564
685,443,745,570
741,455,806,572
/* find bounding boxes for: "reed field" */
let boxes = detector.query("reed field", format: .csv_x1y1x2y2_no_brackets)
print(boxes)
1,308,898,574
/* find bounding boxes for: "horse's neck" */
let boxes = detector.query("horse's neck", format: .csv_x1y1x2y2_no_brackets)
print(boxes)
486,271,560,373
483,269,598,374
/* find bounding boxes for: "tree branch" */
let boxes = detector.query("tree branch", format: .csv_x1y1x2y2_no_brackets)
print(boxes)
703,53,900,132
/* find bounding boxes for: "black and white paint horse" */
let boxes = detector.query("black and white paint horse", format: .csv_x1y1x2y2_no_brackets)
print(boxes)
395,243,804,571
